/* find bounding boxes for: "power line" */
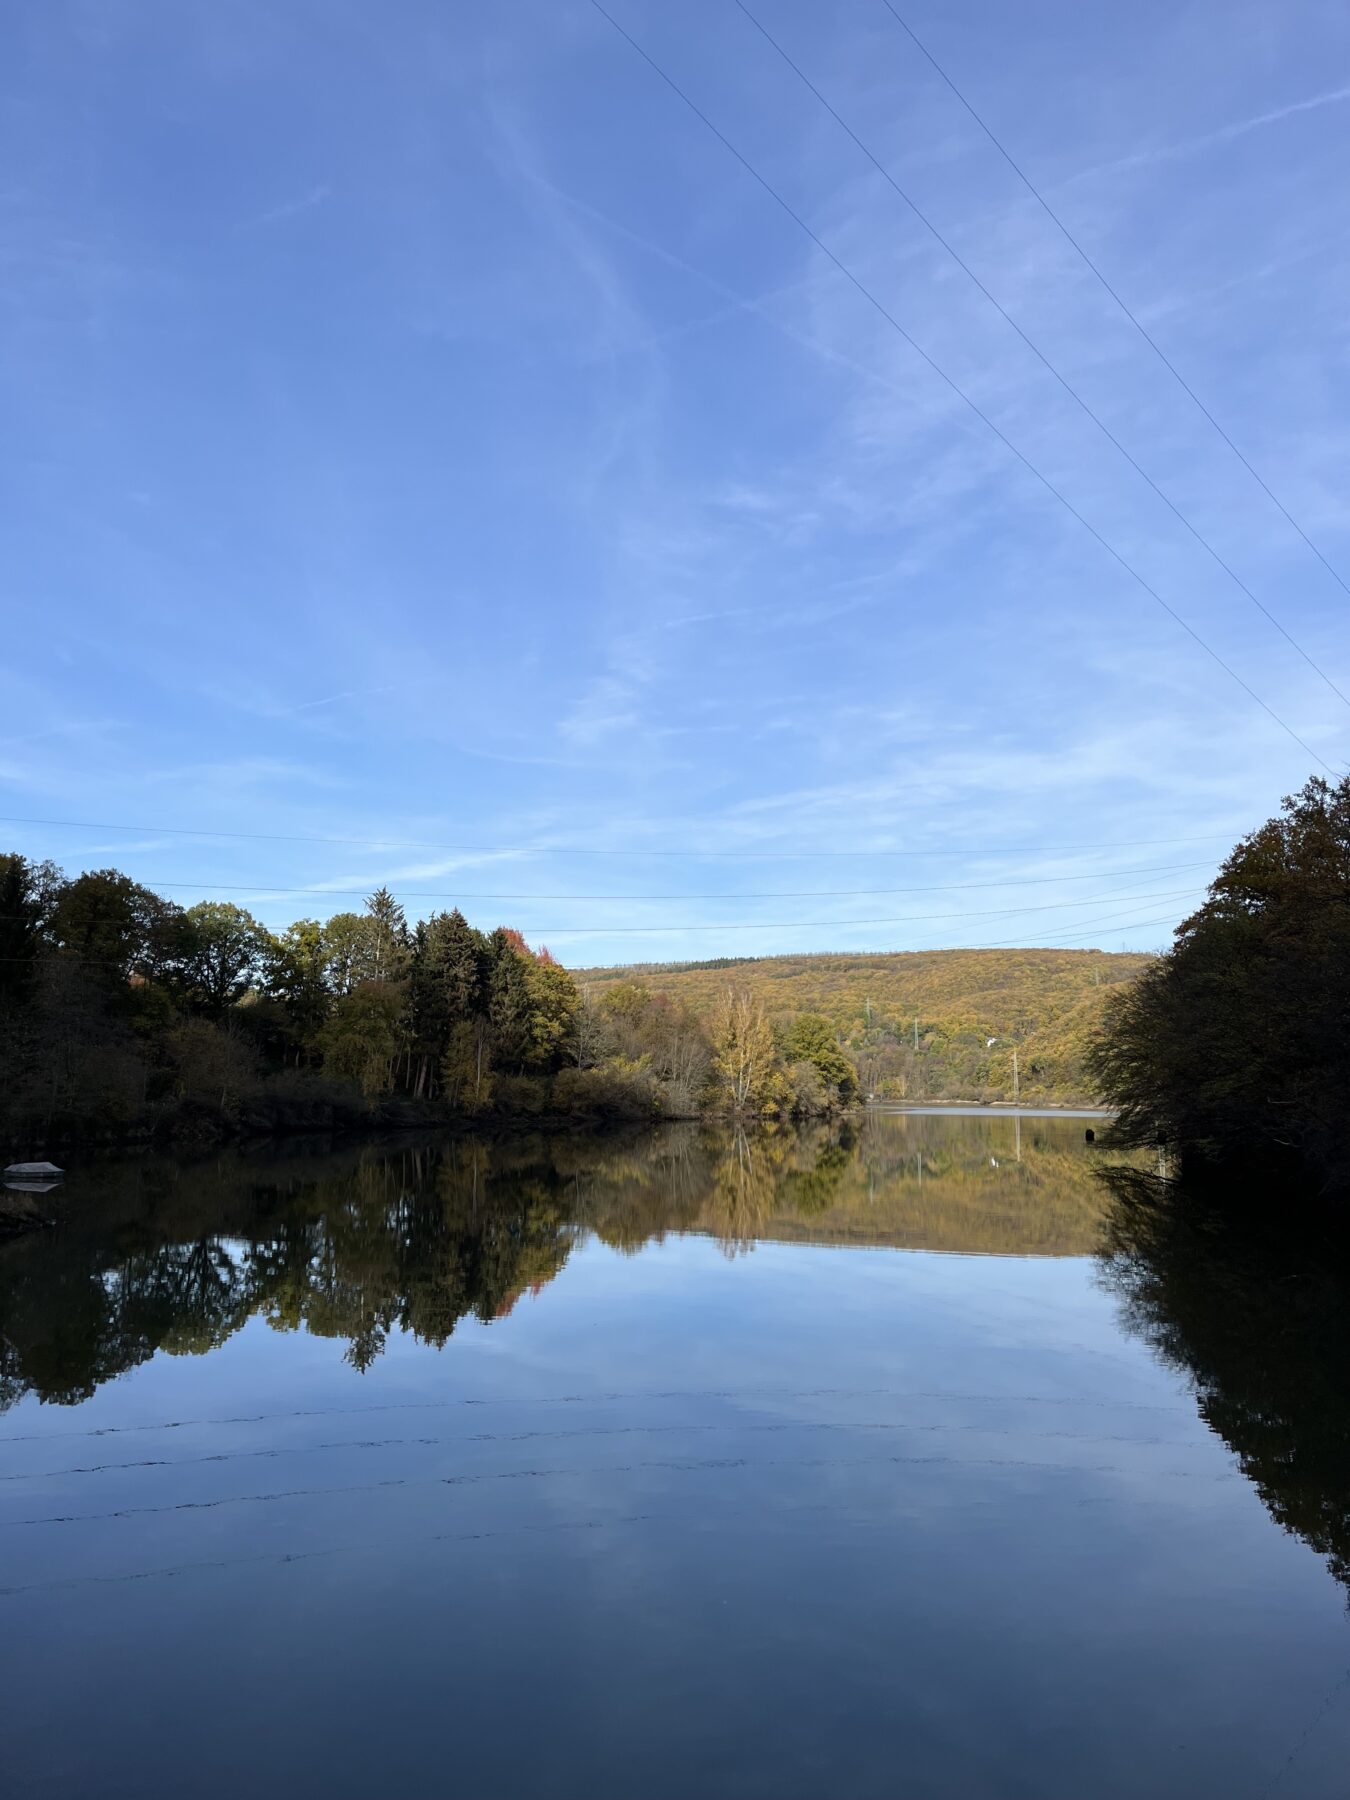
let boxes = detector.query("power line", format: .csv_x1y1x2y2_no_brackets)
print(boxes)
877,0,1350,611
405,882,1208,934
731,0,1350,710
0,885,1205,953
974,913,1179,951
575,884,1201,936
589,899,1189,960
4,856,1217,905
589,1,1335,774
980,895,1189,948
0,812,1238,860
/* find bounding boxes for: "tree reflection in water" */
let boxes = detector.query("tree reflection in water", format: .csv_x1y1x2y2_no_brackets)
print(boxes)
1097,1167,1350,1594
0,1114,1110,1411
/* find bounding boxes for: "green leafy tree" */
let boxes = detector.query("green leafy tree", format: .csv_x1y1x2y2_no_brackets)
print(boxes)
47,869,186,996
319,981,407,1096
524,955,578,1070
0,854,50,1003
365,886,410,983
321,912,380,996
409,910,488,1095
1090,776,1350,1192
267,918,331,1043
781,1013,859,1106
486,927,532,1073
442,1015,493,1111
435,910,488,1017
180,902,274,1014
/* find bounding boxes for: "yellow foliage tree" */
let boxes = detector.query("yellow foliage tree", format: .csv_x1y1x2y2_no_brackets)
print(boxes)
710,989,779,1113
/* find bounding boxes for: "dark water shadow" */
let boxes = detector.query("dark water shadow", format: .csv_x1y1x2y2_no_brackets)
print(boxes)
1096,1165,1350,1596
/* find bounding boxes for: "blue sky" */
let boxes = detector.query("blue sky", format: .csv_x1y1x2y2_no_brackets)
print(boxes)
3,0,1347,964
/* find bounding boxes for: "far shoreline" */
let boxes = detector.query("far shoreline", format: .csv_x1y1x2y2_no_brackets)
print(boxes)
871,1102,1113,1118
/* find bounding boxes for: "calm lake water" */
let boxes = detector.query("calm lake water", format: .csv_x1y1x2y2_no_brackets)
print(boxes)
2,1111,1347,1799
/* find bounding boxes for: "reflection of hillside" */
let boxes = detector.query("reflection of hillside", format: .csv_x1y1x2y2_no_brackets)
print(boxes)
1098,1170,1350,1594
758,1114,1111,1255
0,1117,1109,1408
557,1116,1111,1258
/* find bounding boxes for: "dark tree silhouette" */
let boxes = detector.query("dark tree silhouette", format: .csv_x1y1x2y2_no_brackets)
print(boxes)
1091,776,1350,1195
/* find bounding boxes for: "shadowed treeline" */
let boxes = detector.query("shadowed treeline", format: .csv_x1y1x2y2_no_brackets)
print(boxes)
0,1115,1107,1408
0,855,868,1146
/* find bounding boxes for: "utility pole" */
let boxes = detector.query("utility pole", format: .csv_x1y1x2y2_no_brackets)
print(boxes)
913,1017,919,1052
1012,1046,1020,1105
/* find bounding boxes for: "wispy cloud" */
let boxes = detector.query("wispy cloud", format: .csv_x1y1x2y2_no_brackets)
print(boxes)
224,850,531,914
278,683,401,716
0,717,125,750
558,674,645,748
147,758,350,793
50,838,174,862
1066,82,1350,184
245,183,331,229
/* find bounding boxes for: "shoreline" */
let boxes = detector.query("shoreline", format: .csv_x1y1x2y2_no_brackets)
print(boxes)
871,1103,1113,1118
7,1095,1113,1159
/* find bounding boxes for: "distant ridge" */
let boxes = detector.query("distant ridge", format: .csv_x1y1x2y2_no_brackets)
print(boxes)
570,947,1153,1105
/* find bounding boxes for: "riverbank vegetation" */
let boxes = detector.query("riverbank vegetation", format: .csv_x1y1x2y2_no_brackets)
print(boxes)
0,855,861,1147
1090,777,1350,1197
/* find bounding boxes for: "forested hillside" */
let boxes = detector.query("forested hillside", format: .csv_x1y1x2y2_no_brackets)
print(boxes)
576,948,1152,1104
